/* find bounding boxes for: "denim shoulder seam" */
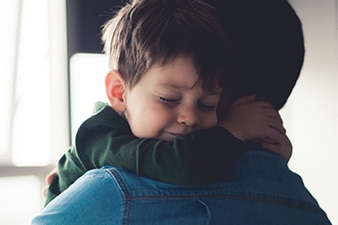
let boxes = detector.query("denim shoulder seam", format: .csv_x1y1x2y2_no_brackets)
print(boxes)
105,168,132,225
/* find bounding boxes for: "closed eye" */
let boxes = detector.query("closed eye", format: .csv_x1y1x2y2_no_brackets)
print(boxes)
198,103,216,111
158,97,179,106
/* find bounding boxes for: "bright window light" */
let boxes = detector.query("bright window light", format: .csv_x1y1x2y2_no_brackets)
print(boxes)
12,0,52,166
0,176,43,224
0,0,67,224
0,0,20,157
0,0,68,166
70,53,108,143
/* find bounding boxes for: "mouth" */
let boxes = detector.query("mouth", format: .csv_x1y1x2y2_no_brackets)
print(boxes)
162,131,186,141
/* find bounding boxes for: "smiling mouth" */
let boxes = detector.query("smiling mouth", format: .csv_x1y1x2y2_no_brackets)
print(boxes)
163,131,185,140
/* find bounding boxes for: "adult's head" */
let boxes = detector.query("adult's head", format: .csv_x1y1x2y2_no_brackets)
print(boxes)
213,0,305,113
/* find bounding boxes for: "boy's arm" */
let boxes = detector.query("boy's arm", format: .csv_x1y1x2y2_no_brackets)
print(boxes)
79,126,245,185
74,104,247,185
46,99,291,205
78,104,247,184
45,146,87,206
44,104,245,205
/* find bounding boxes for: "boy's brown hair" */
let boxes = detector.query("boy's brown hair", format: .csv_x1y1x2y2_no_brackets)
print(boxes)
102,0,233,92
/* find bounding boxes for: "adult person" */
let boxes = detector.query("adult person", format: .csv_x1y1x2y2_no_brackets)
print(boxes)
44,0,289,206
31,0,332,224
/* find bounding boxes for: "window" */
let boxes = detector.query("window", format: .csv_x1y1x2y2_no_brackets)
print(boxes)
1,0,52,166
70,53,108,142
0,0,68,224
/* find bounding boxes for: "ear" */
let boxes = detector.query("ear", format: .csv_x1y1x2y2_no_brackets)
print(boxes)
105,70,127,113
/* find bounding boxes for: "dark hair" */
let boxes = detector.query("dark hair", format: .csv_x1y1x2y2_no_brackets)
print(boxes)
102,0,233,92
212,0,305,109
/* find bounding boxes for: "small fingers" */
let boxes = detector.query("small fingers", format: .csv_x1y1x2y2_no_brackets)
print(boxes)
45,168,57,185
259,130,292,161
268,119,286,134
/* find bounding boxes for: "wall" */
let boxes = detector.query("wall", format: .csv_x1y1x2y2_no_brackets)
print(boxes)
282,0,338,223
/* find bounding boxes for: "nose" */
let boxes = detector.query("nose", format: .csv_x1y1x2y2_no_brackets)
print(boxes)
177,105,200,128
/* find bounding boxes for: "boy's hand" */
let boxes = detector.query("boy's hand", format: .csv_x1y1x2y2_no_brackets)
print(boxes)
259,133,292,161
218,95,285,141
218,95,292,161
43,168,57,197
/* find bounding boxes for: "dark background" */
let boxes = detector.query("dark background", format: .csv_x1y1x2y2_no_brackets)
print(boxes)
66,0,124,57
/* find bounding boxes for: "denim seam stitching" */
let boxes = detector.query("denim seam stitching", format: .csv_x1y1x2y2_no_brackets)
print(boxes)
125,193,325,215
106,168,132,225
105,168,327,217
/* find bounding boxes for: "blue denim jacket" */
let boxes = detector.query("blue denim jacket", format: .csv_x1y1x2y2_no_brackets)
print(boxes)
32,149,332,225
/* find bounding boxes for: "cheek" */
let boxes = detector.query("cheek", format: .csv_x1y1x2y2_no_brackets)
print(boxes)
126,101,171,138
200,112,218,129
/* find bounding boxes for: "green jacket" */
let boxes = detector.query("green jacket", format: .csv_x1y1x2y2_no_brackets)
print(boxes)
45,102,245,205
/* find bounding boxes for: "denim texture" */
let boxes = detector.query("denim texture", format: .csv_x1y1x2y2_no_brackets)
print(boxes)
32,149,332,225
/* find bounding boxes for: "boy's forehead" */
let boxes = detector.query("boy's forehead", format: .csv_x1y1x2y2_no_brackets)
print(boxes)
157,81,222,94
148,56,222,93
150,56,198,83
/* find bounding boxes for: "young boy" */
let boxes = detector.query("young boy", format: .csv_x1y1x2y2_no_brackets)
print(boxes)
45,0,290,206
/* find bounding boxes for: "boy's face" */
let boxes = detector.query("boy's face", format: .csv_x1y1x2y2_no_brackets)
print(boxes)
124,55,222,141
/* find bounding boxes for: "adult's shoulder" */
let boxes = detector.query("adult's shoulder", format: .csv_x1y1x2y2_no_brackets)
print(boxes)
32,168,125,225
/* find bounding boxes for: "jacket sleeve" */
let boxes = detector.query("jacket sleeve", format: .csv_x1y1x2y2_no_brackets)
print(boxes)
45,104,246,206
75,105,246,185
44,145,87,206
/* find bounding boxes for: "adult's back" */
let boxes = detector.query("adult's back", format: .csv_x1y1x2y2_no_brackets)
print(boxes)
31,148,331,225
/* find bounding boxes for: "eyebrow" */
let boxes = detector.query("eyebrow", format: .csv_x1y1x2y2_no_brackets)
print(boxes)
158,82,222,95
158,82,190,91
